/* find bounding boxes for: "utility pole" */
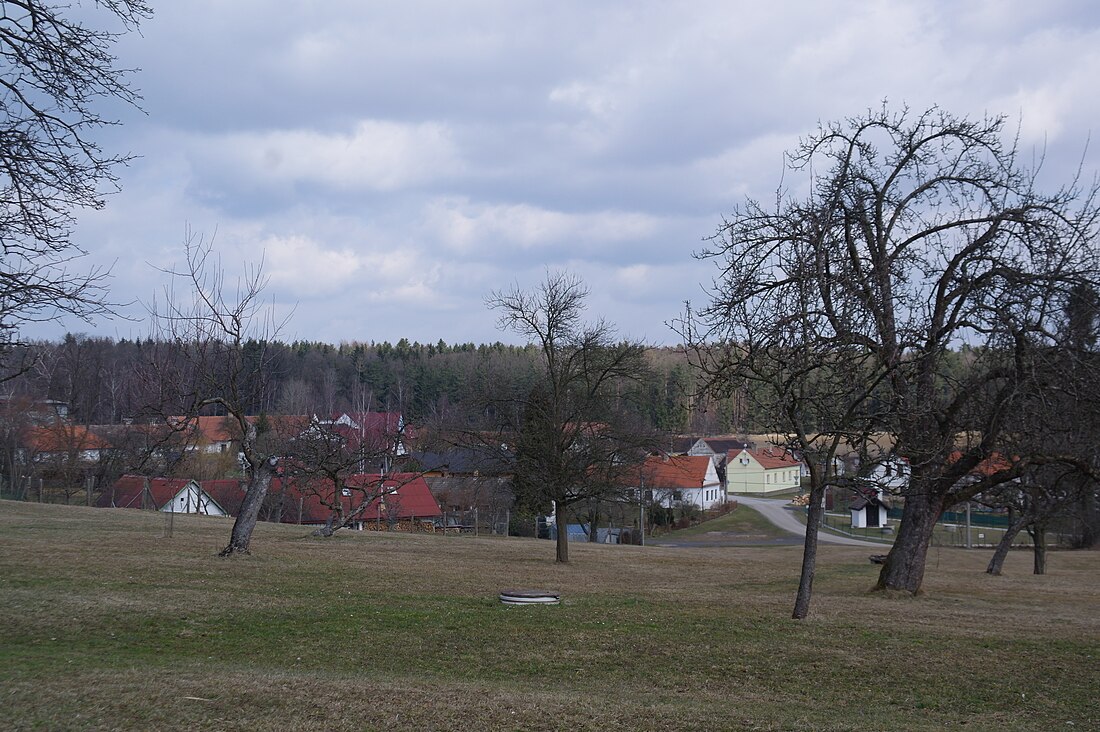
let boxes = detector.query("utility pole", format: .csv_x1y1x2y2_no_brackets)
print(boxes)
965,502,972,549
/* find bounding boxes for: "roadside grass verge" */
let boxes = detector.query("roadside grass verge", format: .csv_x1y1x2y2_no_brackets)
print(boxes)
815,511,1043,548
657,503,789,541
1,500,1097,731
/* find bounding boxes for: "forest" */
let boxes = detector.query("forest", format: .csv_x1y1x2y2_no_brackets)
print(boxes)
0,333,749,501
0,334,747,434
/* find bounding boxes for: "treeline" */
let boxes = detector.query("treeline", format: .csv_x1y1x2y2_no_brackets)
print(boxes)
3,334,749,434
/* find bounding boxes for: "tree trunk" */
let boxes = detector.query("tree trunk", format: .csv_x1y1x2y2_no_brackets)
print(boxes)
220,459,274,556
312,513,337,537
986,513,1029,576
792,483,826,619
875,491,944,593
1028,524,1047,575
1074,489,1099,548
554,502,569,563
586,506,599,543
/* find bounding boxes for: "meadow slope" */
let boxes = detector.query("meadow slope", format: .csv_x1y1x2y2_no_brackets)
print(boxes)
1,501,1096,731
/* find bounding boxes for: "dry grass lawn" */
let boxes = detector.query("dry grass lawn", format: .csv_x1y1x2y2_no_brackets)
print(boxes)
1,500,1097,731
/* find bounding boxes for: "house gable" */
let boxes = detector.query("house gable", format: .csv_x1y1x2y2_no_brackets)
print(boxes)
726,448,804,494
102,475,228,515
630,455,725,510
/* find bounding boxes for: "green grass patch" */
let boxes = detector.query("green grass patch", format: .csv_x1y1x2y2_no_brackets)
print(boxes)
662,503,788,540
1,500,1097,731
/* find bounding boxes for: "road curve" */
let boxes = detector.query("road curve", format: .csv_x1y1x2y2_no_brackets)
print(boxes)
732,494,888,548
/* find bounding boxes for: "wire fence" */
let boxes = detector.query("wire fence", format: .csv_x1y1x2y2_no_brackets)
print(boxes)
821,510,1083,549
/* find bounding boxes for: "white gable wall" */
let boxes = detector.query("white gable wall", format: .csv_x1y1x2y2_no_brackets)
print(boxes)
160,482,227,516
651,460,724,510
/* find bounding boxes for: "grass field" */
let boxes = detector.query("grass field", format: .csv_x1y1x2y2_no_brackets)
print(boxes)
817,512,1055,550
1,501,1097,731
654,504,792,542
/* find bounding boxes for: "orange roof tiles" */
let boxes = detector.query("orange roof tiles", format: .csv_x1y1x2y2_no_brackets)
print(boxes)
24,423,111,453
731,447,802,470
633,455,717,490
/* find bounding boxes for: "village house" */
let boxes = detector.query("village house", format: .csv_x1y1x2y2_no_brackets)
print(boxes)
165,415,243,454
684,437,754,489
633,454,725,510
274,473,441,529
100,475,236,516
687,437,752,461
725,447,803,494
22,422,112,463
315,411,410,457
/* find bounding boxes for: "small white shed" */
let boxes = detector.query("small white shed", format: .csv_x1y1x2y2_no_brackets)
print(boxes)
850,492,888,529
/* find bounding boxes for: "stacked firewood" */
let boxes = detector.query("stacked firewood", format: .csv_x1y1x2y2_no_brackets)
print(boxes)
362,521,435,533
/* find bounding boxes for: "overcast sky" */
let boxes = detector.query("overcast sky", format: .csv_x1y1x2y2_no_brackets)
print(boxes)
55,0,1100,347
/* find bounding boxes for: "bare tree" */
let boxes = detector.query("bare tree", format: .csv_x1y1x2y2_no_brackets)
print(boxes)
276,378,317,416
24,420,104,503
984,289,1100,574
983,465,1085,576
488,272,652,563
691,106,1100,595
149,230,290,556
682,325,889,618
0,393,32,496
280,413,412,536
0,1,151,360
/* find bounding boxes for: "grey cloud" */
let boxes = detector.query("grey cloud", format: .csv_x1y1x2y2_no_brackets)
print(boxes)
23,0,1100,348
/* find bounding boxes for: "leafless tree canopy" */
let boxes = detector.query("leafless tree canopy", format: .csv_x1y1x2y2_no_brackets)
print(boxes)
277,412,413,537
488,272,653,563
0,1,151,351
689,106,1100,595
148,230,291,555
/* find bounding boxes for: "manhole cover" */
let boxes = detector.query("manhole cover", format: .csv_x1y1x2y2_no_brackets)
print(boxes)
499,589,561,605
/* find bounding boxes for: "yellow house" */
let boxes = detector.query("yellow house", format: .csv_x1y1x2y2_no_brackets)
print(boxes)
726,448,803,494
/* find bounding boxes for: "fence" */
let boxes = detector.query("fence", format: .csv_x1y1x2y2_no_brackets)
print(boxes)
437,508,511,536
0,476,99,506
823,510,1083,549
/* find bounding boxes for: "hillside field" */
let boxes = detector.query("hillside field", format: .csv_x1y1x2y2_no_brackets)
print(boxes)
1,501,1096,731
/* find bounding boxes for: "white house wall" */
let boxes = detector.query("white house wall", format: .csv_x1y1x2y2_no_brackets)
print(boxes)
866,460,910,492
726,454,802,494
653,485,725,510
850,505,888,529
160,483,227,516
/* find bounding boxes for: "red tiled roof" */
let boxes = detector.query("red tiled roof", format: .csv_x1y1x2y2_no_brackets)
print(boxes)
634,455,717,490
167,415,242,445
948,451,1015,477
202,479,247,515
731,447,802,470
102,475,192,509
276,473,441,524
25,423,111,453
168,413,406,451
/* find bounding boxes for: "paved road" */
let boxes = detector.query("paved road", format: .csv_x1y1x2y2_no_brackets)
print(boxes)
733,495,887,548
